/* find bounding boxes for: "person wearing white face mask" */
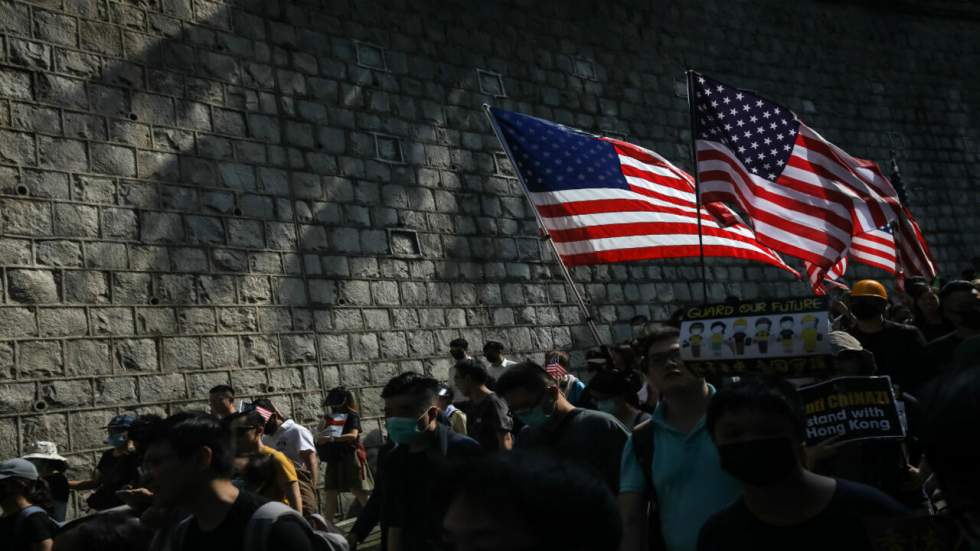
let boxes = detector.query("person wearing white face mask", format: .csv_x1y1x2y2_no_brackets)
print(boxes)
587,368,651,432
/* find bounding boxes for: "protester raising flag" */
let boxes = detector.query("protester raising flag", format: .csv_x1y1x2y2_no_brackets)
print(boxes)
689,72,935,290
487,107,799,277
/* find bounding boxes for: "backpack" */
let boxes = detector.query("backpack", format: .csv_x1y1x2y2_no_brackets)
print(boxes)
170,502,348,551
631,420,667,551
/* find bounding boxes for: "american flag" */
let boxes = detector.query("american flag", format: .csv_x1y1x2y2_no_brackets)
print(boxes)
690,72,935,288
489,107,800,277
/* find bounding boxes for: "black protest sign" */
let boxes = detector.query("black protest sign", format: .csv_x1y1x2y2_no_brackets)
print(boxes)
680,296,833,378
799,376,904,446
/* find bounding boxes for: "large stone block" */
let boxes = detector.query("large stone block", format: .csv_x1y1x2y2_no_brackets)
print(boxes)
8,269,58,303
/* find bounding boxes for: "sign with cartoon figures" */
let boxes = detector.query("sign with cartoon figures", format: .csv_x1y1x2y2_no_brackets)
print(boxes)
680,297,833,377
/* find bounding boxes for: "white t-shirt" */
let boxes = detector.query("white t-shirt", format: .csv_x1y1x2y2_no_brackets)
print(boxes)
487,358,517,382
261,419,316,471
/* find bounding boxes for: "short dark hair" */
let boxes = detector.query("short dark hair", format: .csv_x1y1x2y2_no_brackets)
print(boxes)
128,414,164,453
451,451,621,551
495,360,555,396
483,340,504,353
381,372,440,411
455,358,489,384
706,378,805,443
151,412,235,478
940,279,977,301
325,386,356,410
208,384,234,397
449,337,468,350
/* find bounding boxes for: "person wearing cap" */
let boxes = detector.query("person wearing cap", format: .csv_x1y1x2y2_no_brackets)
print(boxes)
844,280,928,394
0,458,58,551
315,386,373,521
254,398,319,517
68,414,141,511
483,340,517,384
436,384,468,435
21,442,69,523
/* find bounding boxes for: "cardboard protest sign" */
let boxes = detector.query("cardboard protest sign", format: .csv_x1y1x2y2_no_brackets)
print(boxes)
679,297,832,377
799,376,905,446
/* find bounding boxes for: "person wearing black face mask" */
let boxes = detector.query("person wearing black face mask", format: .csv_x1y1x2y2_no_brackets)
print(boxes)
843,280,928,393
697,379,907,551
924,280,980,376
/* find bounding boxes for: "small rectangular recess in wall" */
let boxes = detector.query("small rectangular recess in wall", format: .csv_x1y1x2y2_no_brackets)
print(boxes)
374,133,404,163
573,57,597,80
477,69,506,98
355,41,387,71
388,228,422,257
493,151,516,178
673,76,688,98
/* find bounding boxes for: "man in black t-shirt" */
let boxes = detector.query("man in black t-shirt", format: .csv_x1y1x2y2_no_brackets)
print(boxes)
379,372,481,551
141,412,313,551
496,361,628,493
844,280,928,393
69,414,142,511
453,358,514,452
697,379,906,551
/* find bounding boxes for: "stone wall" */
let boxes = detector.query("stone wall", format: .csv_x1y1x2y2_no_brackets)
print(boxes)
0,0,977,510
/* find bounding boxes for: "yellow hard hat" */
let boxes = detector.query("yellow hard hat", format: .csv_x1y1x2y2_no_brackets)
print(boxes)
851,279,888,300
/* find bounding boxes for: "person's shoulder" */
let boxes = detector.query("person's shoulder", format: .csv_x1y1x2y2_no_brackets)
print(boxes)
883,320,924,337
446,431,481,453
832,478,908,516
574,408,629,432
698,498,751,546
926,331,959,347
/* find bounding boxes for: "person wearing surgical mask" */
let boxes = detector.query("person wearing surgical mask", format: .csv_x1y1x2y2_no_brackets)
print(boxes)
378,372,480,551
697,379,907,551
68,414,141,511
586,368,651,431
844,280,928,393
496,361,628,493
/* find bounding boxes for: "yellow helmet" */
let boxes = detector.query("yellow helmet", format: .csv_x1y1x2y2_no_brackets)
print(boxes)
851,279,888,301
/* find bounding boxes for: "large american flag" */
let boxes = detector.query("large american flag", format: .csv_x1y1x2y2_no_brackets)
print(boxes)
489,107,800,276
690,72,935,289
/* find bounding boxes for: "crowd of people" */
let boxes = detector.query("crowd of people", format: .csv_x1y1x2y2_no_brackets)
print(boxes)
1,277,979,551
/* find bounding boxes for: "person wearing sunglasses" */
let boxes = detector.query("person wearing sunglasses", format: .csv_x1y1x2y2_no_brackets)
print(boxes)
224,410,303,513
618,325,742,551
496,360,628,494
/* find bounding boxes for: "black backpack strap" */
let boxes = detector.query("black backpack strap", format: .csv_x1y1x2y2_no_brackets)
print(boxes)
632,419,656,501
631,419,666,551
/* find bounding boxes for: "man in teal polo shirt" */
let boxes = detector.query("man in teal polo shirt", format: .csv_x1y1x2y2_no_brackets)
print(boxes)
618,325,741,551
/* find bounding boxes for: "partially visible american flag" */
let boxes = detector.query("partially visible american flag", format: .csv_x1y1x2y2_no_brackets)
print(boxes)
690,72,935,290
544,360,568,380
489,107,800,277
254,405,274,423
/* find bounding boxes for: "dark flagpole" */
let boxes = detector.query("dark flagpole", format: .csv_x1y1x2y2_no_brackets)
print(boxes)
482,104,603,346
685,70,710,304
